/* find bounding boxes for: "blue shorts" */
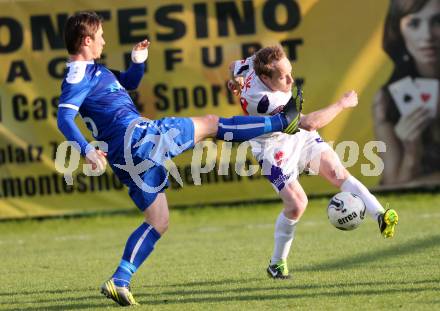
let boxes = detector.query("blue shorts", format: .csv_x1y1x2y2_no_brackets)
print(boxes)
110,117,195,210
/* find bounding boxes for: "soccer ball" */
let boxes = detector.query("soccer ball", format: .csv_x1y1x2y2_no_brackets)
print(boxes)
327,192,366,231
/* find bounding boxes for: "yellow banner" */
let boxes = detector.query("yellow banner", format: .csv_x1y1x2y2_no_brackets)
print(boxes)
0,0,393,219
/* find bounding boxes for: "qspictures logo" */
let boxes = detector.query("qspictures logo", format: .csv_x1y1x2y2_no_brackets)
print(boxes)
55,117,386,193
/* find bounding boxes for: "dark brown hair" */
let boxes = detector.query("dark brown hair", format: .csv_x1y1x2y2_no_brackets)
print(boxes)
253,45,286,78
383,0,429,64
64,11,103,55
382,0,431,123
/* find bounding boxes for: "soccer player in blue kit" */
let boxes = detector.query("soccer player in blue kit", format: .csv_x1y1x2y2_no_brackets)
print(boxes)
58,12,302,306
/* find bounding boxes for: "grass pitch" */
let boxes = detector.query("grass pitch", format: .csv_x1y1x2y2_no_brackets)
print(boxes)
0,193,439,310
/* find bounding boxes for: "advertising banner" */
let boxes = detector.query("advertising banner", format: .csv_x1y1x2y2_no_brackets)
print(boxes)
1,0,399,218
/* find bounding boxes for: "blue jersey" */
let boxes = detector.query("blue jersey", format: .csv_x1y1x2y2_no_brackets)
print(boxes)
58,60,144,158
57,59,195,210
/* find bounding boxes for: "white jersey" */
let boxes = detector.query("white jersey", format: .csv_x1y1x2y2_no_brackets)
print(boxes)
232,56,292,143
232,56,331,191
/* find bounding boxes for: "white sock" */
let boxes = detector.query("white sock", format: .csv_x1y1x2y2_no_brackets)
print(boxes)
340,175,385,220
271,212,298,265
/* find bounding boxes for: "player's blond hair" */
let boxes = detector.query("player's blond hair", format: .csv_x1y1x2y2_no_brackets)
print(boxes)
254,45,286,78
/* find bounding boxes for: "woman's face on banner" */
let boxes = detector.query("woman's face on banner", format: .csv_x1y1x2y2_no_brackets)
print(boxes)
400,0,440,65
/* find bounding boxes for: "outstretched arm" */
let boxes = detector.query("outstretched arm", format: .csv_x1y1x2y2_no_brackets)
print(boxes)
299,90,358,131
112,39,150,90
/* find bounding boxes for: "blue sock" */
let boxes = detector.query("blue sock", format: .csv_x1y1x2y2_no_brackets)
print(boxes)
112,223,161,287
216,114,287,141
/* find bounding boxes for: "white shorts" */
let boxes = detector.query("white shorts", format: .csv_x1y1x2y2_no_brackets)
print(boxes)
250,130,331,192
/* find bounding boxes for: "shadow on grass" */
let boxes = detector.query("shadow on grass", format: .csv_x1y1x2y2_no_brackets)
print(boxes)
3,279,438,310
155,278,440,296
0,302,114,311
140,277,262,289
143,286,438,305
0,287,95,297
301,234,440,271
0,294,107,309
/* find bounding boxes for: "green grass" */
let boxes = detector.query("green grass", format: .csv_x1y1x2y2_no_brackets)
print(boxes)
0,193,439,310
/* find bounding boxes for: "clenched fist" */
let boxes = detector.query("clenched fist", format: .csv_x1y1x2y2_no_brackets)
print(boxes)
338,90,358,108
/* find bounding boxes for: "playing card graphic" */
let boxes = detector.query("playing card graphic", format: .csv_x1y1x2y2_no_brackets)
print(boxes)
388,77,420,116
414,78,439,117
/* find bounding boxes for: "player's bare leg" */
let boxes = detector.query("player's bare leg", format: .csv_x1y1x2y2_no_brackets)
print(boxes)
191,115,220,143
314,149,398,237
143,193,169,235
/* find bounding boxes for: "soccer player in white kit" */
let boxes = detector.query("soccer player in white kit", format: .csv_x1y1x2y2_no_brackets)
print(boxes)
228,45,399,279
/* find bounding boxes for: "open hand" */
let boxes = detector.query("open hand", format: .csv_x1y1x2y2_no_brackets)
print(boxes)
134,39,150,51
394,106,432,142
132,39,150,63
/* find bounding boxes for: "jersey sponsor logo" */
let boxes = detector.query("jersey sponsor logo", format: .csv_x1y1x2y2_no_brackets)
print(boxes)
109,81,124,93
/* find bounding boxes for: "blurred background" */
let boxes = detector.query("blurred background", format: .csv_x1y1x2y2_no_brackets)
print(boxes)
1,0,439,219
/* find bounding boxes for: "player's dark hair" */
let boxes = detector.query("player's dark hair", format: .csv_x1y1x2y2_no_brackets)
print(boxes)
383,0,429,65
253,45,286,78
64,11,103,55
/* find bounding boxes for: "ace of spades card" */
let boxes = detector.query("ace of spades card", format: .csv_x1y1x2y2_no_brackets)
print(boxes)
388,76,439,117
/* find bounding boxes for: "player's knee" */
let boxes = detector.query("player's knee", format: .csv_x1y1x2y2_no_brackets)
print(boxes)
198,114,220,138
328,167,349,186
283,194,308,220
327,168,338,181
145,215,169,234
203,114,219,128
158,221,169,234
321,152,349,185
153,219,169,235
